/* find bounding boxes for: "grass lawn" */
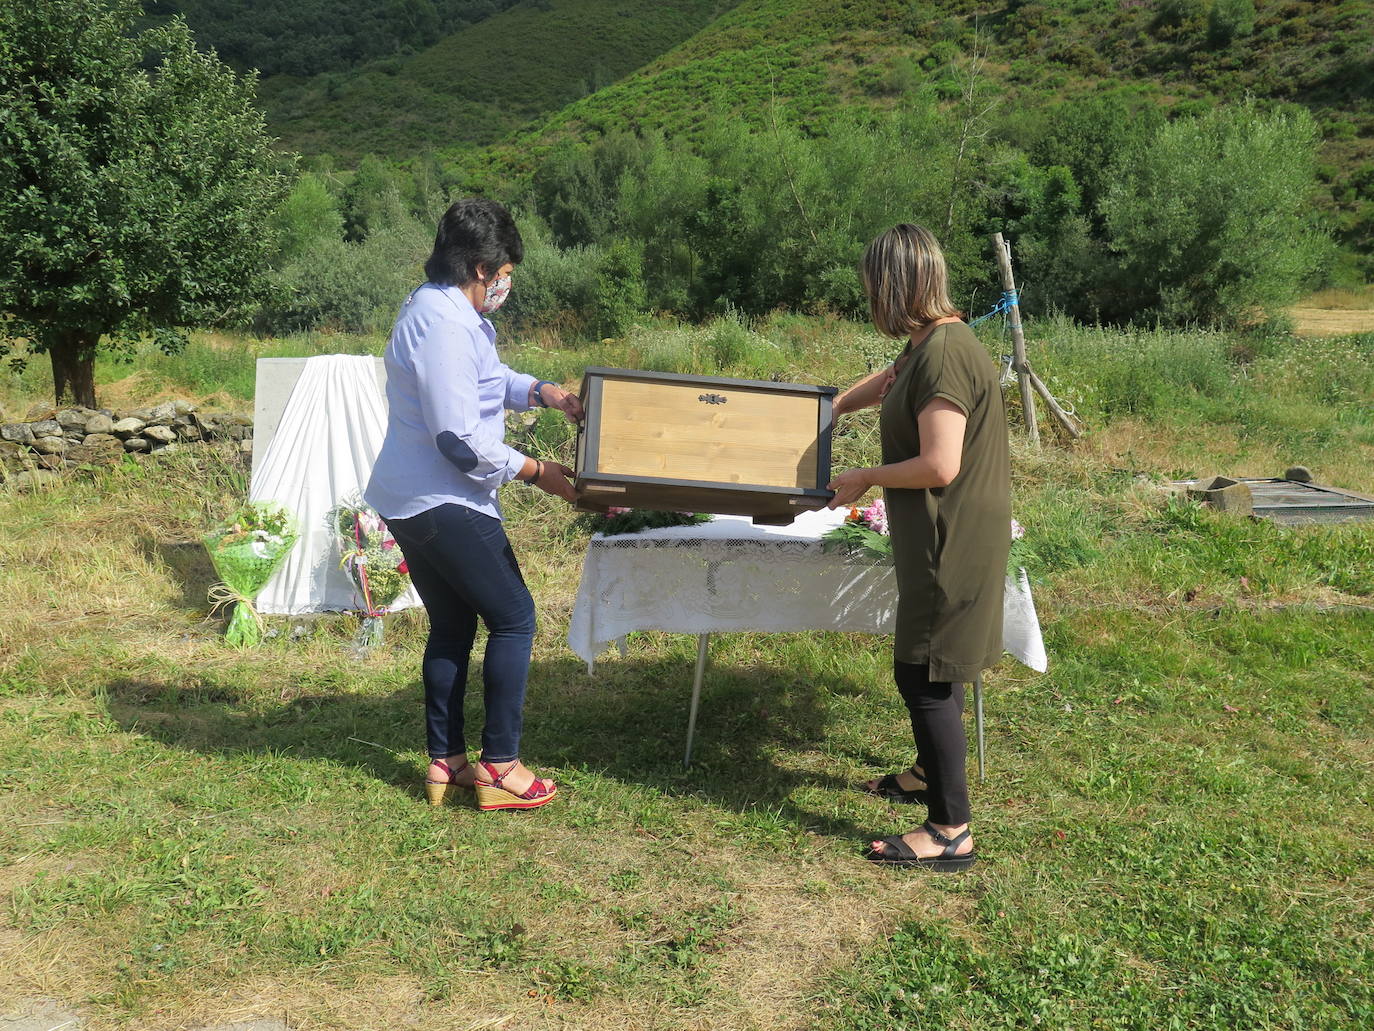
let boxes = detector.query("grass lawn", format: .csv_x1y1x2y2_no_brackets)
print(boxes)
1,315,1372,1029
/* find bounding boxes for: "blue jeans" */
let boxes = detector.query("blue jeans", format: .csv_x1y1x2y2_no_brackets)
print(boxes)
386,503,536,762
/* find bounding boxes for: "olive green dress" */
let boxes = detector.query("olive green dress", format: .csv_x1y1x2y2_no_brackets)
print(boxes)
880,322,1011,682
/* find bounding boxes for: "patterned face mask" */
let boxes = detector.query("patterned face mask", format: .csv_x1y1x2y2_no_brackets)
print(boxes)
479,274,512,314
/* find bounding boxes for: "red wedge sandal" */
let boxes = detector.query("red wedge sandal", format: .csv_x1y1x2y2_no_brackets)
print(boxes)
423,757,474,806
474,759,557,811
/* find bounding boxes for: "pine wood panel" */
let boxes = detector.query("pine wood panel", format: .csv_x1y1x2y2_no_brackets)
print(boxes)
594,377,821,488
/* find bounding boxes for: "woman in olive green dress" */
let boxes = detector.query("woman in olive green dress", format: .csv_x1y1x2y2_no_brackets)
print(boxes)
829,224,1010,872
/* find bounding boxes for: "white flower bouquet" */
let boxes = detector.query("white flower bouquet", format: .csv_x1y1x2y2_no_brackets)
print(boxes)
204,502,299,646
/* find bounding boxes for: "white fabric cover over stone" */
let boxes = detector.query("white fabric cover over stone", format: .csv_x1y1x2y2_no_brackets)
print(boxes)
249,354,420,615
568,507,1047,673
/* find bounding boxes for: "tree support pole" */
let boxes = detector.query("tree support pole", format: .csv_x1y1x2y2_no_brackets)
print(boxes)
1025,368,1082,440
990,233,1039,446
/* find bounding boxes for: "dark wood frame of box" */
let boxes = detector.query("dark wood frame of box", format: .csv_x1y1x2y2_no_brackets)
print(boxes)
574,367,837,524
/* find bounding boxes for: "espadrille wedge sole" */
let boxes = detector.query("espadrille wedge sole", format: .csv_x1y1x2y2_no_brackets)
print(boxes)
424,758,473,807
474,759,557,812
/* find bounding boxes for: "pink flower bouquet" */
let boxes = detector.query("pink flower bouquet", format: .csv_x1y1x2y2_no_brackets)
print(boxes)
821,498,893,561
330,498,412,650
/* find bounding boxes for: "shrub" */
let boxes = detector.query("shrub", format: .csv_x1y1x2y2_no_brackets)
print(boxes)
1153,0,1203,29
1030,94,1166,218
1207,0,1256,45
340,155,407,242
260,190,429,334
271,173,344,265
1100,103,1331,327
594,239,648,338
976,149,1096,318
501,218,599,334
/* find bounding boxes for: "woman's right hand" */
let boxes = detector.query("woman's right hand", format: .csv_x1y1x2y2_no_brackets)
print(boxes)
876,363,898,401
837,357,904,415
534,461,578,505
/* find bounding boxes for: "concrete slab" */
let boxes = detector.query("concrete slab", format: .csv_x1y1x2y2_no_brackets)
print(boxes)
1171,477,1374,525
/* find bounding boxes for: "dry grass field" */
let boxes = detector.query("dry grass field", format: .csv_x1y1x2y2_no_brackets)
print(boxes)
1291,286,1374,338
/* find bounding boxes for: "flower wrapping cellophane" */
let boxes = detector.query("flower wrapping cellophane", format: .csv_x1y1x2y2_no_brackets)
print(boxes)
330,497,412,650
204,502,300,646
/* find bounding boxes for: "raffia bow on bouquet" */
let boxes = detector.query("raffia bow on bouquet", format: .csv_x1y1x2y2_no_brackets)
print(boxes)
329,497,412,650
204,502,299,647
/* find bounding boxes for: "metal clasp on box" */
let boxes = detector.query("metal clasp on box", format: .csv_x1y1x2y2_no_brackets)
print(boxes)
697,393,728,405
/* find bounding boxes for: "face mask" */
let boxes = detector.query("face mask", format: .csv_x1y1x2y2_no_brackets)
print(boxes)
479,274,512,314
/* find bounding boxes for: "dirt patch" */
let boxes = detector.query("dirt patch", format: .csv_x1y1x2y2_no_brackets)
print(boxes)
710,853,973,1030
0,996,84,1031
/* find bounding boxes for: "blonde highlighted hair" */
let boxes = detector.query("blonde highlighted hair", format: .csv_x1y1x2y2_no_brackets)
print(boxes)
861,224,960,339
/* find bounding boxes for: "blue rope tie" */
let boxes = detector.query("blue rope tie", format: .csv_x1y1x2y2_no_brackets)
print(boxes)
969,289,1019,328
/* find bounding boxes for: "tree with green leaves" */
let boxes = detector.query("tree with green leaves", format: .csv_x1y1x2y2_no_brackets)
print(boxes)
0,0,293,407
1101,102,1330,328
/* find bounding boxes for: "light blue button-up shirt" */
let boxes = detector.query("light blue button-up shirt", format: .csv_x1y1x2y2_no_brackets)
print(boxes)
365,282,536,522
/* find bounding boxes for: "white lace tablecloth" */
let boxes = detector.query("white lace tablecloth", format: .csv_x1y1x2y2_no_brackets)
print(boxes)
567,507,1047,672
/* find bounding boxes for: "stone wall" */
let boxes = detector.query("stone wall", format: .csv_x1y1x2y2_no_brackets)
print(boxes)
0,400,253,489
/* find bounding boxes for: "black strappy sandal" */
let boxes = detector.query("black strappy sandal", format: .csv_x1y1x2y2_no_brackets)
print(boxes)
861,769,929,806
866,821,977,872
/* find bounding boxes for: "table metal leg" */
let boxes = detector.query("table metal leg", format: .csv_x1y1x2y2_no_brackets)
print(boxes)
973,673,985,782
684,633,710,767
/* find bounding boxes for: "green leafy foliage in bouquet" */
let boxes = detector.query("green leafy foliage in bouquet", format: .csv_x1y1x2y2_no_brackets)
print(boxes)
821,499,892,562
329,496,412,650
572,508,712,536
203,501,299,647
1008,518,1030,580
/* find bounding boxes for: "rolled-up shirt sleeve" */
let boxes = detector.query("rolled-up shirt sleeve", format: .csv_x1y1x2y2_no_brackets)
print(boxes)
504,365,538,411
412,323,527,489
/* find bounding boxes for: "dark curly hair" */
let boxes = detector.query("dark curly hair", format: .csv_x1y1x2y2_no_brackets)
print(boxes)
424,198,524,287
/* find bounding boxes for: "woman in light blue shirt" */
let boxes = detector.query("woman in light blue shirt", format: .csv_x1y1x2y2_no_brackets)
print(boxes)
366,198,582,812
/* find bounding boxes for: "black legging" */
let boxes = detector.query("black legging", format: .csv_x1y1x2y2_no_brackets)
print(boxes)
894,660,971,826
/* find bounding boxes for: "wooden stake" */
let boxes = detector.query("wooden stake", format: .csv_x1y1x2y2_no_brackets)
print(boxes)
1025,367,1082,439
990,233,1039,446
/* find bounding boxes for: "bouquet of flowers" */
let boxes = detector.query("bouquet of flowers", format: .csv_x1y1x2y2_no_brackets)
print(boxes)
330,497,412,650
821,497,893,561
573,507,712,536
824,501,1031,576
204,502,299,647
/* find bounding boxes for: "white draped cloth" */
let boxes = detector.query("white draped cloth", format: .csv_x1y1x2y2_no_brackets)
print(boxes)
568,507,1047,672
248,354,421,615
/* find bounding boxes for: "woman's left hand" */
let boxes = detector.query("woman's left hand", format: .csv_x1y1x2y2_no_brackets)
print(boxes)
536,383,585,423
827,467,873,509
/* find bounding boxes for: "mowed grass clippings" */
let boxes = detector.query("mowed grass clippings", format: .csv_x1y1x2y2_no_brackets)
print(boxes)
2,315,1373,1029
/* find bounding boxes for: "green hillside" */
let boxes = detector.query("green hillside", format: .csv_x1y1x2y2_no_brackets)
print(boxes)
141,0,523,77
470,0,1371,255
254,0,739,159
169,0,1370,258
496,0,1371,145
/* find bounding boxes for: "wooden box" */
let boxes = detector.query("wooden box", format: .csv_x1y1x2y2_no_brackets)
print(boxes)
574,367,836,524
